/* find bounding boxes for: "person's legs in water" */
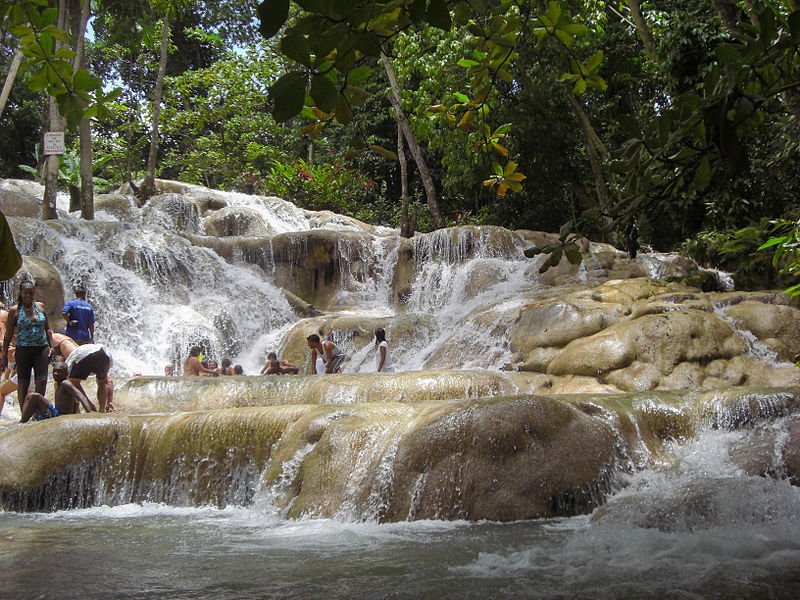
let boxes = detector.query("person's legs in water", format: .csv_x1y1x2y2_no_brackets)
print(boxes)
97,376,114,412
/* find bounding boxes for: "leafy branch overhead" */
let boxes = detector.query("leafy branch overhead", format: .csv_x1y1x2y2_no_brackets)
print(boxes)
4,1,120,128
257,0,605,198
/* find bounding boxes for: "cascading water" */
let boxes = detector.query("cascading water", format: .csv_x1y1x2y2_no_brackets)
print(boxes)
2,180,800,598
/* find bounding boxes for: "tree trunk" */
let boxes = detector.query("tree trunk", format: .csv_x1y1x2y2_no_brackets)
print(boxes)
625,0,657,61
138,13,171,204
397,123,413,238
71,0,94,219
42,0,69,221
0,51,23,118
381,52,446,229
709,0,743,34
566,93,612,238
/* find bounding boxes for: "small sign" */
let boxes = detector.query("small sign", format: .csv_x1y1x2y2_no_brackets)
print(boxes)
43,132,65,155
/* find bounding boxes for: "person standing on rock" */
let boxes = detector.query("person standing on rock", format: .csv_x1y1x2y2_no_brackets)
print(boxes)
245,169,256,194
307,334,345,374
374,328,393,372
51,332,114,413
63,285,94,345
1,280,53,407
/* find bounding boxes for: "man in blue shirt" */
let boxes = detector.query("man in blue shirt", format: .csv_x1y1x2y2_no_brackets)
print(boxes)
62,285,94,345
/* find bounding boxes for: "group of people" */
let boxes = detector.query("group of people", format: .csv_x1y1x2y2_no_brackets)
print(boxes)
264,329,393,376
177,328,394,378
1,281,113,423
178,346,244,377
1,280,397,423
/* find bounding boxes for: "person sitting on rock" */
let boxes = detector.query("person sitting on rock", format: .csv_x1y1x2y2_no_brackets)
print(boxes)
183,346,218,377
260,351,299,375
21,362,97,422
220,358,236,375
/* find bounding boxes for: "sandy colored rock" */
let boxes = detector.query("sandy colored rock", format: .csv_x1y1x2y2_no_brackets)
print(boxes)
13,256,66,327
94,192,137,220
548,309,748,391
204,206,273,237
384,396,619,521
722,301,800,362
0,179,43,218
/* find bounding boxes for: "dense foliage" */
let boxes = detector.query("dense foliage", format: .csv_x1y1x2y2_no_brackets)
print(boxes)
1,0,799,280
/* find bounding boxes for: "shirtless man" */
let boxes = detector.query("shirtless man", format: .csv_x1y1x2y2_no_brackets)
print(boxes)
183,346,218,376
306,334,345,374
51,332,114,412
21,362,97,422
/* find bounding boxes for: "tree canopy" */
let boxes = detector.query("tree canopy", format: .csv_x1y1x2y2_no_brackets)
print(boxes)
1,0,799,271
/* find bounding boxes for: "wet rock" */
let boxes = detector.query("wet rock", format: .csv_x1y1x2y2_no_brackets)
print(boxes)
94,192,137,220
722,301,800,362
548,309,748,391
204,206,273,237
0,178,42,218
385,396,619,521
142,193,203,234
13,256,66,327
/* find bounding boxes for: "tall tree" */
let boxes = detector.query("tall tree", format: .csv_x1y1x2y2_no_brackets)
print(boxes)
381,51,445,229
137,2,175,202
70,0,94,218
0,50,22,118
41,0,69,220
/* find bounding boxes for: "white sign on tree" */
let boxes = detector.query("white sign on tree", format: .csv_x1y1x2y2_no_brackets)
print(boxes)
43,132,65,155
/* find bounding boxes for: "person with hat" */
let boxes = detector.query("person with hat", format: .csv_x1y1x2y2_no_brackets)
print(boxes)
63,285,95,345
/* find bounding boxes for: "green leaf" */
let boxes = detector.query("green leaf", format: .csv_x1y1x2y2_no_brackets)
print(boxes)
427,0,452,30
453,91,470,103
584,50,603,72
348,65,372,84
257,0,290,40
73,68,100,91
295,0,326,11
281,32,311,66
310,73,338,113
270,71,308,122
693,157,712,191
618,114,641,138
524,247,543,258
335,95,353,124
355,31,383,56
565,245,582,265
457,59,479,68
758,237,787,251
28,69,48,92
369,144,398,160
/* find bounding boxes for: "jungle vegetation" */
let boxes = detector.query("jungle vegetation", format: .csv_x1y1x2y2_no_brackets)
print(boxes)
1,0,799,286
